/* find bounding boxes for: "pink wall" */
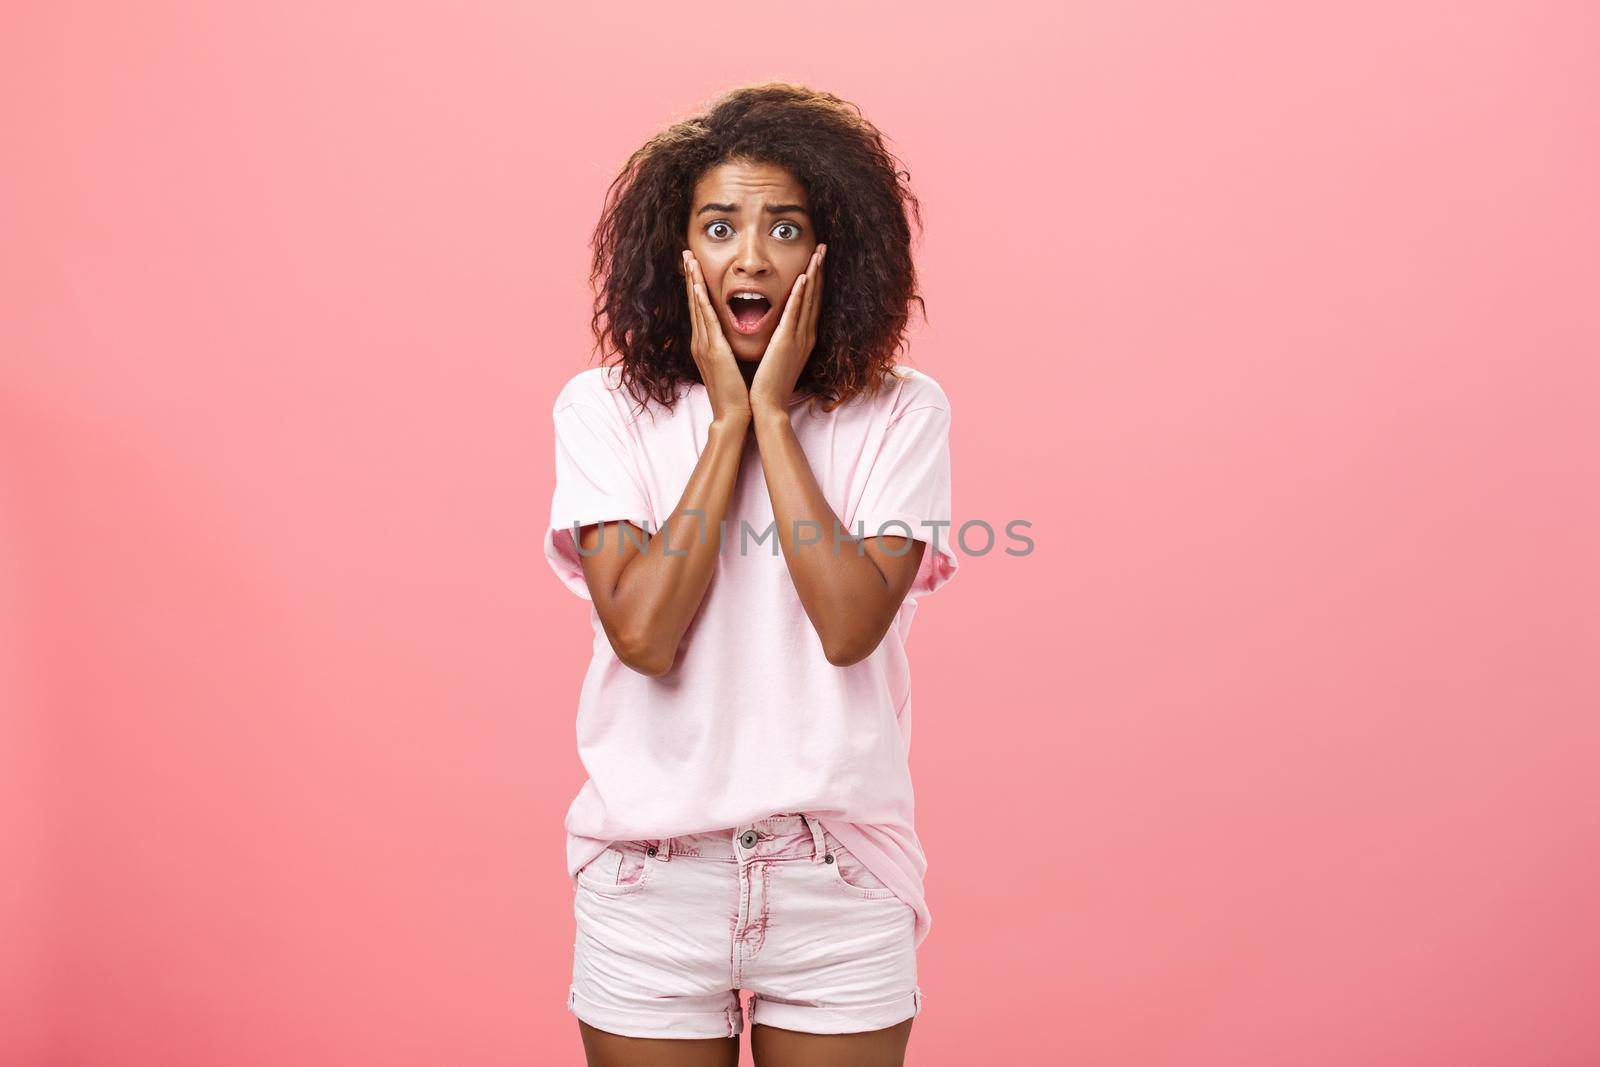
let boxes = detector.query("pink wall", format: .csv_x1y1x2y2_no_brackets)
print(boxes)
5,2,1597,1064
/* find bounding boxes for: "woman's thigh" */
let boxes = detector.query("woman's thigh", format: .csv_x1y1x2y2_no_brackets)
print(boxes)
751,1017,914,1067
569,841,744,1042
741,829,922,1040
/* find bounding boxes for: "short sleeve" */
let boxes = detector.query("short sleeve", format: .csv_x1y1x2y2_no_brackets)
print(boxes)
543,399,653,600
850,403,959,598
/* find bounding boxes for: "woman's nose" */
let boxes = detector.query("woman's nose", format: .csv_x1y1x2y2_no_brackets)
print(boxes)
732,234,772,275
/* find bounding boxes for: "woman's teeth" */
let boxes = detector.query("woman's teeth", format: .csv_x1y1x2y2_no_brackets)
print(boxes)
727,293,772,334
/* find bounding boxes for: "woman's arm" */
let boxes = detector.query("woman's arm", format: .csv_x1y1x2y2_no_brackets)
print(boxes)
575,411,749,676
744,243,927,665
574,249,756,677
751,408,926,666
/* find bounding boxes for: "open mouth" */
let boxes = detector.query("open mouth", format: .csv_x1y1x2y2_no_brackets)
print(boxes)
725,291,774,335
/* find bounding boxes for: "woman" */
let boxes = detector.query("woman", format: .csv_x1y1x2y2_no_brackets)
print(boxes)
544,82,959,1066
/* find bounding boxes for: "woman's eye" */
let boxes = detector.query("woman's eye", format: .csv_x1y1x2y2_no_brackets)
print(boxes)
772,222,800,240
707,222,733,240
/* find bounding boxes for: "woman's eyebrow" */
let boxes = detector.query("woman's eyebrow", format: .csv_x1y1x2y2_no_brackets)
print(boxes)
694,202,810,217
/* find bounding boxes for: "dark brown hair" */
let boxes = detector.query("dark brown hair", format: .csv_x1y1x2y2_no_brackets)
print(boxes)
588,82,926,416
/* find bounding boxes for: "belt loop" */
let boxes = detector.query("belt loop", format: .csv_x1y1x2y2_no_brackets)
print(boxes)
657,835,672,861
801,813,826,863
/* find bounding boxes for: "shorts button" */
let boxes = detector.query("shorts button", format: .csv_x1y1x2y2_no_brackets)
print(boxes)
739,830,758,849
646,845,658,858
824,853,835,864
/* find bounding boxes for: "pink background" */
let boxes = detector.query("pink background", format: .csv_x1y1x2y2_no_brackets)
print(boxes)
5,2,1597,1064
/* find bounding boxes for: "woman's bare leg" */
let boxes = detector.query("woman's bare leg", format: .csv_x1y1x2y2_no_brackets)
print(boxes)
750,1018,913,1067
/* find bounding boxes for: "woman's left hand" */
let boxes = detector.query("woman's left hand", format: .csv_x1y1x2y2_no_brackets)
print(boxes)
750,244,825,416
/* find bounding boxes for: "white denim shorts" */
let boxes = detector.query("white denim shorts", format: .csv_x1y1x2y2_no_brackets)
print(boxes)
568,811,923,1039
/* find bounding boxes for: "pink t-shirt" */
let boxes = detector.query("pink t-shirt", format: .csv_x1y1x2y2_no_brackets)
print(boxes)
543,362,958,948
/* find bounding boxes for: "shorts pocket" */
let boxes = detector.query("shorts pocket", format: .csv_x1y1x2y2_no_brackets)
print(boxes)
825,839,898,900
576,842,653,896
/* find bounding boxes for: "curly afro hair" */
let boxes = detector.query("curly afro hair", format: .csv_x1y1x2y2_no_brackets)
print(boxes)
587,82,927,416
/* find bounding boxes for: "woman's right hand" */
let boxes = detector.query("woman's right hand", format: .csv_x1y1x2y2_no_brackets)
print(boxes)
682,250,752,426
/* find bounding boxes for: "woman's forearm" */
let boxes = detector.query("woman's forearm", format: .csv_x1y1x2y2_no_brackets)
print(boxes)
599,414,750,674
750,406,905,665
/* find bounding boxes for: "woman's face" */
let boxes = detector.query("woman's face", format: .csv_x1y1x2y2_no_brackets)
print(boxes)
685,159,818,362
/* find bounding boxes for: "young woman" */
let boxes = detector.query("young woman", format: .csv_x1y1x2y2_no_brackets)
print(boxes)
544,82,959,1067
